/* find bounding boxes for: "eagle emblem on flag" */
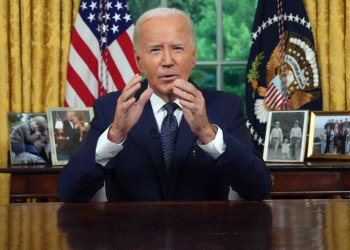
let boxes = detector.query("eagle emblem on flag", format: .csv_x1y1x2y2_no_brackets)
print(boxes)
245,0,323,152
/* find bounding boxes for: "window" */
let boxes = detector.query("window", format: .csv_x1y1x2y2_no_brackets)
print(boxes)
128,0,258,111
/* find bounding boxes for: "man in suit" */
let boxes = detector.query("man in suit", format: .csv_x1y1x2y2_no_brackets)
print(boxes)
57,8,271,202
62,111,76,158
290,120,302,160
340,126,348,154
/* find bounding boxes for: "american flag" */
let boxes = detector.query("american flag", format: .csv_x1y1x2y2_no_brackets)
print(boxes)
265,75,283,108
65,0,139,107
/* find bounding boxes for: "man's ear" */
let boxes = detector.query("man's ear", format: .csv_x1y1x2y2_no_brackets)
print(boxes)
134,49,143,73
191,43,197,69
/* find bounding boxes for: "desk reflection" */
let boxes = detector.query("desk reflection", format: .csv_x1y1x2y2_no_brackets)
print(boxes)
1,200,350,249
57,202,272,249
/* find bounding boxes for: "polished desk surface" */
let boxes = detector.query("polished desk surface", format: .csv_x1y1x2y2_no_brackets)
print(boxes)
2,159,350,172
1,200,350,249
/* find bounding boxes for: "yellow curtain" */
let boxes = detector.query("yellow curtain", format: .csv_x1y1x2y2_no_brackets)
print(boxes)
304,0,350,111
0,0,80,166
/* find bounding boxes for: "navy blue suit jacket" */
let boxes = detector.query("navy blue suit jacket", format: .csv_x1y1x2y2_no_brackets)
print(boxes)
57,79,271,202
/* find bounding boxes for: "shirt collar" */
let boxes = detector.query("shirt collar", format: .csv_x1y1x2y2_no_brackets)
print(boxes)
149,86,182,115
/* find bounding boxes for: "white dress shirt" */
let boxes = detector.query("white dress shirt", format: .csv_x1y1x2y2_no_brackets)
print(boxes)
95,92,226,166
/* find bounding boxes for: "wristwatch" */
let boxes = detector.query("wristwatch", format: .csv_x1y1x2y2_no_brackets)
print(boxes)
198,124,218,145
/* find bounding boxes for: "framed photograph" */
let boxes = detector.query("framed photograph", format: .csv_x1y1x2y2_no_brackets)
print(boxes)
47,107,94,165
307,111,350,159
263,110,309,162
8,113,51,165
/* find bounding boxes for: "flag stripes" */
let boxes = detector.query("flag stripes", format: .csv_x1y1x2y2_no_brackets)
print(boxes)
65,0,138,108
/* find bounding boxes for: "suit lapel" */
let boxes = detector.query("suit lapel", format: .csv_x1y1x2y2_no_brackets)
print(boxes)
135,80,167,199
167,118,196,198
167,79,199,198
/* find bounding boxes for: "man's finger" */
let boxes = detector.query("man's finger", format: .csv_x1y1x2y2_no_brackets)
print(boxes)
122,74,142,100
173,79,196,95
137,88,153,107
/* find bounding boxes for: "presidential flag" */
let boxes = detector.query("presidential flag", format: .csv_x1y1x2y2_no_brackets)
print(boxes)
65,0,139,107
245,0,323,152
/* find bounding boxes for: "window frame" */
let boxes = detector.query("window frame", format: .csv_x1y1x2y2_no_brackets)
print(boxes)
160,0,247,91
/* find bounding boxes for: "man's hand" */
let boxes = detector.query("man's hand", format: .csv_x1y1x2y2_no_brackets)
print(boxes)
173,79,215,144
108,74,153,144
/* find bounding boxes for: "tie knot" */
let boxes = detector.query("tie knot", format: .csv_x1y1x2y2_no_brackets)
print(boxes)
163,102,178,115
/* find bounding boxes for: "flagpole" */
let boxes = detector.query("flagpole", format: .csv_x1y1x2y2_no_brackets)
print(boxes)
277,0,289,110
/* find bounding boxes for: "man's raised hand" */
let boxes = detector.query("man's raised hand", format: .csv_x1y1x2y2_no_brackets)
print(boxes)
108,74,153,144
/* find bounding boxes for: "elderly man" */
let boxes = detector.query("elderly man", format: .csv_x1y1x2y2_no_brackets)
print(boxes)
57,8,271,202
290,120,302,159
269,121,283,158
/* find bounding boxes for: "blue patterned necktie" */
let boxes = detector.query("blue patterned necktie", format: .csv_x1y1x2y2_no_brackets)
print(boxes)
161,102,179,190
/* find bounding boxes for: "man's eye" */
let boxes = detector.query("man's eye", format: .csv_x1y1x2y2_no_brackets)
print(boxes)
174,47,182,51
151,48,160,53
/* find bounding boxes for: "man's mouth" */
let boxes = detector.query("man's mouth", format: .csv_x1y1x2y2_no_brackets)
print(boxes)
160,75,179,81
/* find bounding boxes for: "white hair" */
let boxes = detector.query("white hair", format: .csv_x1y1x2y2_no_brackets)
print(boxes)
133,8,195,54
32,116,47,133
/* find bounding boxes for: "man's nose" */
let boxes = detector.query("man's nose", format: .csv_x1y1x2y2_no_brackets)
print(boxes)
162,48,174,67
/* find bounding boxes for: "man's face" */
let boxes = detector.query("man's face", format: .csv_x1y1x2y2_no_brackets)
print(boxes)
33,137,46,152
134,15,197,99
294,123,298,127
66,112,74,121
275,124,279,128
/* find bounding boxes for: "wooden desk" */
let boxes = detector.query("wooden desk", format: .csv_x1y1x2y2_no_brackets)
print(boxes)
268,161,350,198
1,161,350,200
0,200,350,249
0,164,62,200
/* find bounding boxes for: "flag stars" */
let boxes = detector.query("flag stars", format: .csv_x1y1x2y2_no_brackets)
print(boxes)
87,13,95,22
258,137,263,145
267,17,273,25
106,1,113,10
115,1,123,10
89,1,97,10
102,24,109,32
123,13,131,22
283,13,288,20
300,17,306,25
125,4,129,10
254,132,258,140
103,13,110,21
80,1,87,10
252,32,258,40
250,127,255,135
306,22,311,29
273,15,278,22
111,24,119,34
294,14,300,23
246,120,251,128
261,21,267,29
288,13,293,21
113,13,121,22
101,36,107,44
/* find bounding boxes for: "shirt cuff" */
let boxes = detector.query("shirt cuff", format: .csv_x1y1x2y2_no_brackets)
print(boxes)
197,125,226,160
95,125,126,166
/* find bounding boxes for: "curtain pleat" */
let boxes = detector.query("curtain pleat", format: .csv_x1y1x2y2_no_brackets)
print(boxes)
346,0,350,110
21,0,32,112
0,0,10,165
304,0,349,111
329,0,346,111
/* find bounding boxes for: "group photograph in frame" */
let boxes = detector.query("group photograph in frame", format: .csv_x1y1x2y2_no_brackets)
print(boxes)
47,107,94,165
307,111,350,159
263,110,309,162
8,113,51,165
